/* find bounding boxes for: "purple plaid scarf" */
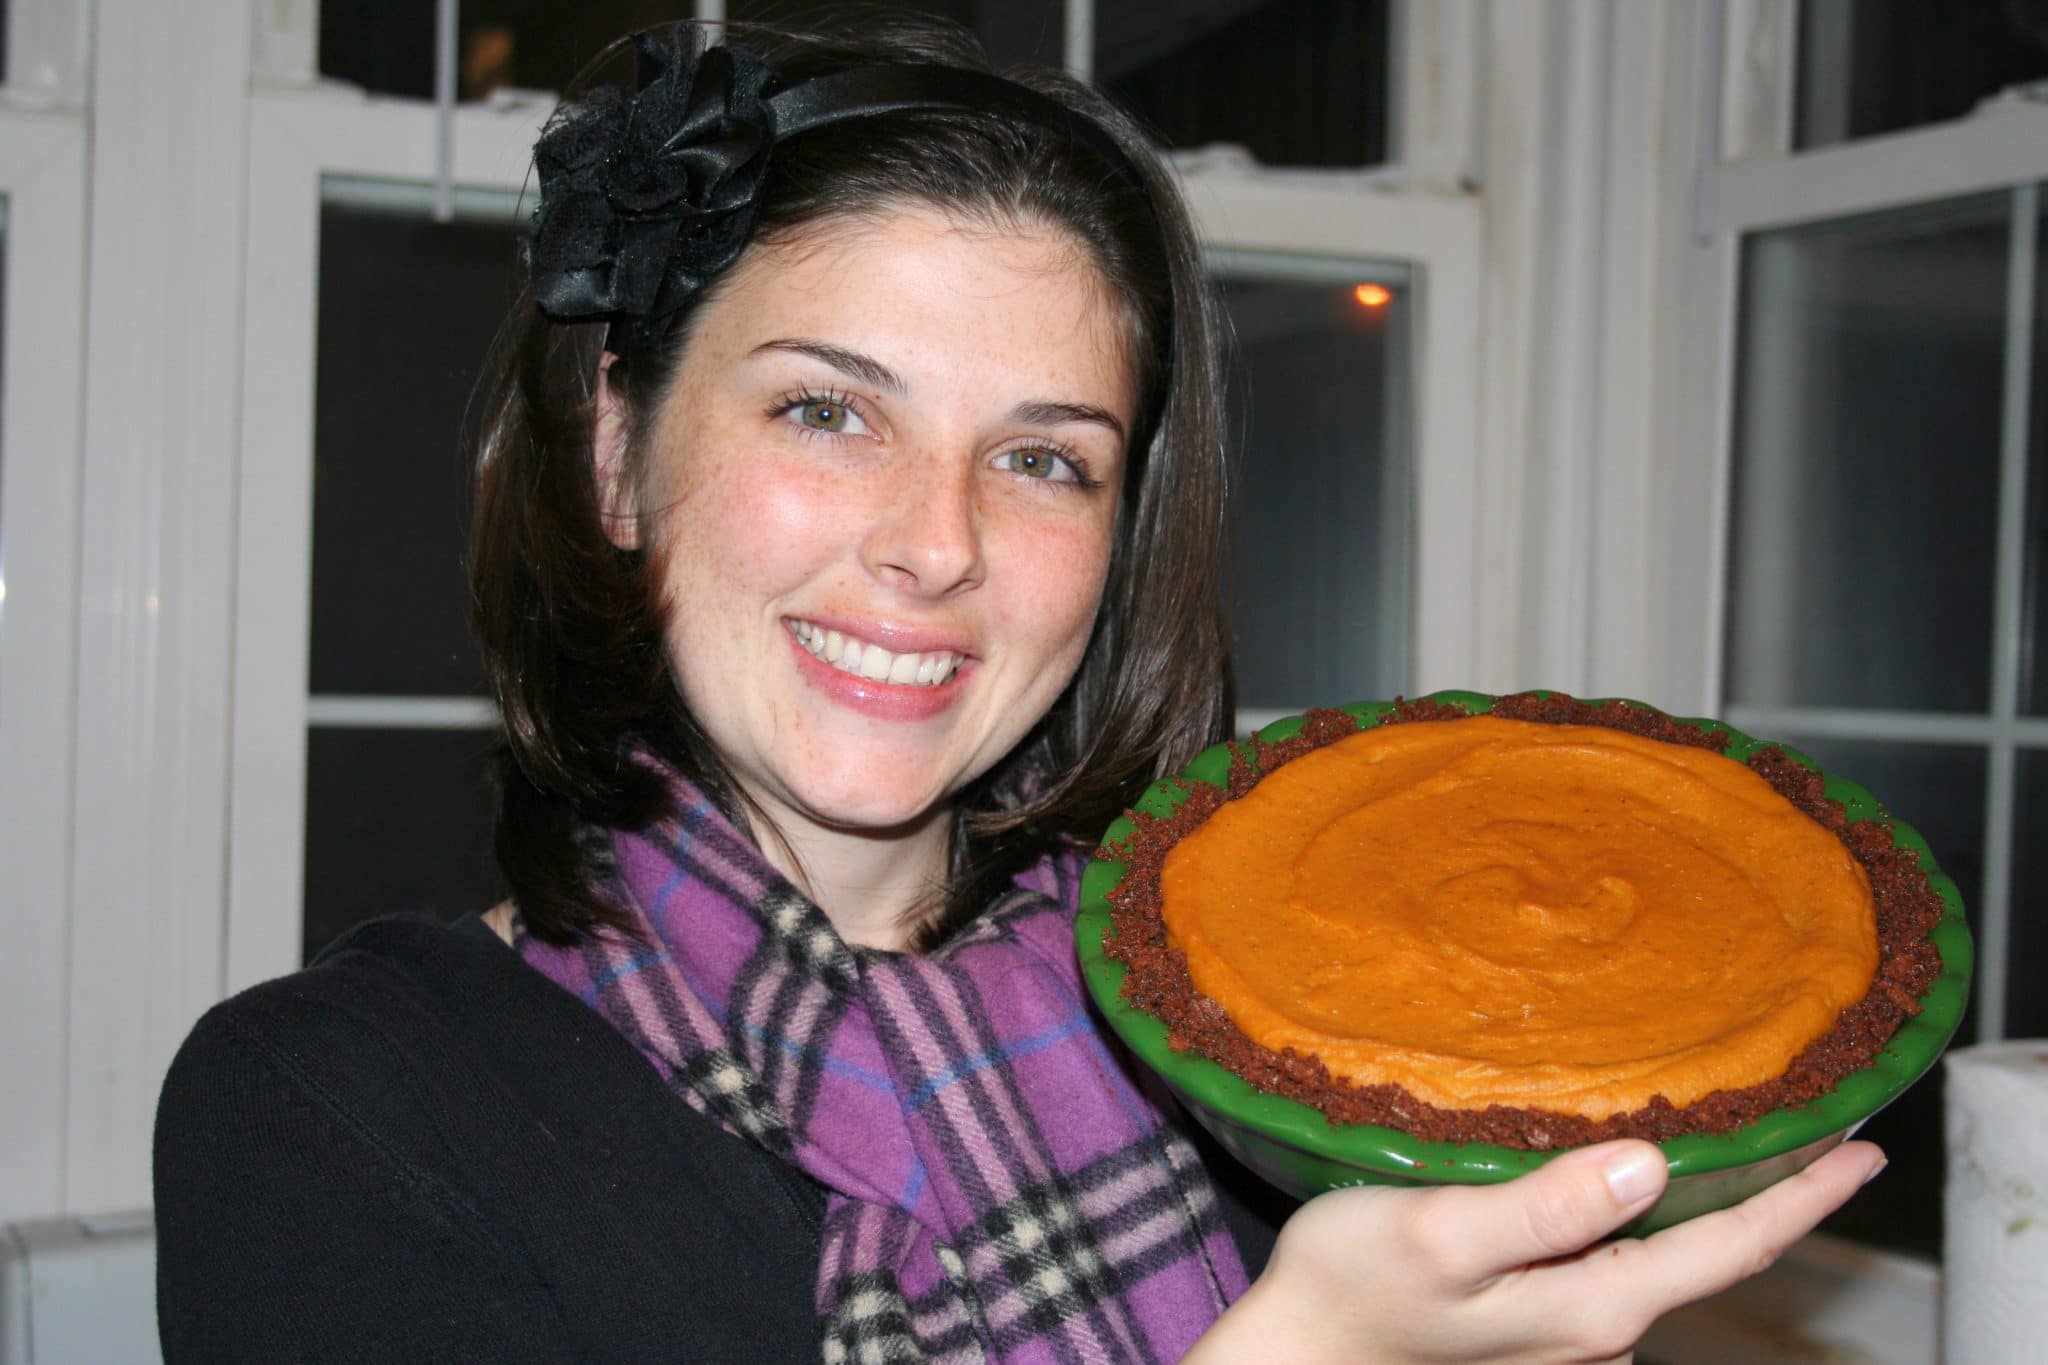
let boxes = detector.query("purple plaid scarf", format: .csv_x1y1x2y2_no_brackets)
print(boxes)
517,782,1247,1362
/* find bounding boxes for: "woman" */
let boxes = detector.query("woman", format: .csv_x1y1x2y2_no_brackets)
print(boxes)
156,17,1881,1362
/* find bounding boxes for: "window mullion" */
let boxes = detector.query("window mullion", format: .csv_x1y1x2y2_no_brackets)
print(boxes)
1064,0,1093,83
1978,180,2039,1042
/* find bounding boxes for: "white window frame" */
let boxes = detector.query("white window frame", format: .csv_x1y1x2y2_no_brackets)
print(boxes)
224,4,1484,990
0,108,89,1223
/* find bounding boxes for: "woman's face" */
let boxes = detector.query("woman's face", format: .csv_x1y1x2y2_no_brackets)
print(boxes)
611,204,1135,840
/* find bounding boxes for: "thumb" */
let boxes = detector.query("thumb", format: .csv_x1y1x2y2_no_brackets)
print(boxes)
1418,1140,1669,1284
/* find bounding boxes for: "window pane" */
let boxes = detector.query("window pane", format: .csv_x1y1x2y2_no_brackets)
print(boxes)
1727,194,2008,713
1761,734,1984,1258
727,1,1063,70
321,2,1063,100
322,1,679,101
1097,0,1389,168
310,194,519,697
2010,749,2048,1039
1218,259,1410,709
1796,0,2048,151
303,726,503,963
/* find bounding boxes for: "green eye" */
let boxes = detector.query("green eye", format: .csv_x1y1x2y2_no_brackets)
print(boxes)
800,399,849,432
1009,449,1059,479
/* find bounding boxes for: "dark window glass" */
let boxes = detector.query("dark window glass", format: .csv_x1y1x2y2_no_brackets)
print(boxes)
1759,733,1985,1258
1219,263,1409,708
321,0,441,99
322,1,687,101
310,197,519,697
1797,0,2048,150
2010,749,2048,1039
1097,0,1389,168
1726,194,2008,713
320,1,1060,101
728,0,1062,69
303,726,503,962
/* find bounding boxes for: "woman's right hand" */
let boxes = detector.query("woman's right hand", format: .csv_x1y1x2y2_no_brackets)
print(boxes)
1187,1137,1884,1363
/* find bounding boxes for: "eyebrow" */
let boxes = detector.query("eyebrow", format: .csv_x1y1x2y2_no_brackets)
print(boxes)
752,336,1127,443
1007,399,1126,444
750,338,906,395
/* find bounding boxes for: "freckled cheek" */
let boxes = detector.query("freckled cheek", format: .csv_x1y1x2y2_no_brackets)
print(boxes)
670,449,853,598
989,514,1116,661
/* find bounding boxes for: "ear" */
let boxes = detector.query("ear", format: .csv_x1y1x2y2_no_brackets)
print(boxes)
592,353,641,551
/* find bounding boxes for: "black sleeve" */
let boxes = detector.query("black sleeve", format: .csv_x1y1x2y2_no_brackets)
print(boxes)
1185,1116,1295,1280
153,1003,573,1364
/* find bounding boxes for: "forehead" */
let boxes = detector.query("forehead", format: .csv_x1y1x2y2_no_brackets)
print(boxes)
681,203,1138,409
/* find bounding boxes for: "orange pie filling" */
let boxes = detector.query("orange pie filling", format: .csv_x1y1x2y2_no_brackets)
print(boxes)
1158,716,1880,1120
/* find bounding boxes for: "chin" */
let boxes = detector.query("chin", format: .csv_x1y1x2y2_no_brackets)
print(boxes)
783,769,955,837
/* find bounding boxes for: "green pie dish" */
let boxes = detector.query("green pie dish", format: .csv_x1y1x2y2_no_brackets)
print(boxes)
1077,690,1973,1234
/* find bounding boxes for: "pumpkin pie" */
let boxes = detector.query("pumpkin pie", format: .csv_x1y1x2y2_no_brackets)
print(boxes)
1103,694,1946,1149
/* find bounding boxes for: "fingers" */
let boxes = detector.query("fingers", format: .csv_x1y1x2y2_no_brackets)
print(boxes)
1403,1140,1669,1284
1577,1140,1885,1314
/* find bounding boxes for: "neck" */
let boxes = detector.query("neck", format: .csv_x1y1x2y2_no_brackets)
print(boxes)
740,796,953,952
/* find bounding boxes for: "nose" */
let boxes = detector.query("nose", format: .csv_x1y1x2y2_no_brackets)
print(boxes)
861,451,985,597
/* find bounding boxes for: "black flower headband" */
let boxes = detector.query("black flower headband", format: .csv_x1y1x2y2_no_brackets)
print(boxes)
527,28,1149,356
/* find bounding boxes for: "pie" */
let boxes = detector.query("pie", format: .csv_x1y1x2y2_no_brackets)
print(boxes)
1102,694,1946,1148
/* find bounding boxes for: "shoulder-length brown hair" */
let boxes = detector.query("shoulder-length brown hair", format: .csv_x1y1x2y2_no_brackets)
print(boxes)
470,15,1232,947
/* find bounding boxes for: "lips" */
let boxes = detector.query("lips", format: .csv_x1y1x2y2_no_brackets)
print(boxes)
781,617,973,725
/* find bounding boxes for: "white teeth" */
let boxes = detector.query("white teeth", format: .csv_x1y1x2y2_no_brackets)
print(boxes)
787,620,962,687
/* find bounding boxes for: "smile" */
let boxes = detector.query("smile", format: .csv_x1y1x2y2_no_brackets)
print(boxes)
788,619,963,687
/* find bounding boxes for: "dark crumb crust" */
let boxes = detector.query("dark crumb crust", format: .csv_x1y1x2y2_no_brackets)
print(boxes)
1101,692,1948,1150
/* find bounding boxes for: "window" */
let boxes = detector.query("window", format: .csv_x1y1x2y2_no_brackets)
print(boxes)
226,93,543,987
1797,0,2048,150
1216,252,1412,715
226,1,1478,976
323,0,682,100
1692,10,2048,1260
1724,181,2039,1258
301,189,515,959
1096,0,1392,167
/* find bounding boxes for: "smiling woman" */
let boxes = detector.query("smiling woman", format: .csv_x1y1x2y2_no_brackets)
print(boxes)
467,20,1230,964
154,13,1887,1365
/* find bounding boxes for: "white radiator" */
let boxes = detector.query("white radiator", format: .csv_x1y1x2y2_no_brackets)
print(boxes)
0,1213,159,1365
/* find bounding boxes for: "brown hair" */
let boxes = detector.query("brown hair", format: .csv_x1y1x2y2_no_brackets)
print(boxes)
469,15,1232,946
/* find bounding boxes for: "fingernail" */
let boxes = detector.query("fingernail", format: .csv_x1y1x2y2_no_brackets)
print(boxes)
1861,1158,1889,1188
1604,1148,1664,1205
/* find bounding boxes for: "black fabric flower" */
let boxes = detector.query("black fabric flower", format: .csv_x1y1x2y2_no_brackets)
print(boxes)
528,29,778,354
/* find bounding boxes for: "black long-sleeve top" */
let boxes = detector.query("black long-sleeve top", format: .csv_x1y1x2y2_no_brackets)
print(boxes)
154,914,1288,1362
